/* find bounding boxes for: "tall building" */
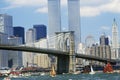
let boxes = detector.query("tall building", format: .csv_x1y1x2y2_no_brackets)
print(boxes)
0,14,13,36
13,26,25,44
100,34,109,45
24,28,36,67
68,0,81,51
0,32,8,68
112,19,119,59
112,19,119,48
48,0,61,37
26,28,36,43
33,24,47,40
34,39,50,68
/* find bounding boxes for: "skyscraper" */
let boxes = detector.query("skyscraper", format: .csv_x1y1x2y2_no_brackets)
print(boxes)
48,0,61,37
8,36,23,68
0,33,8,68
0,14,13,36
68,0,80,51
24,28,36,67
26,28,36,43
33,24,47,40
112,19,119,59
100,34,109,45
13,26,25,44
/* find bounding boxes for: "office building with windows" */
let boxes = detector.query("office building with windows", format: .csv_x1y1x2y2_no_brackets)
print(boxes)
13,26,25,44
111,19,119,59
0,14,13,36
0,32,8,68
8,36,23,68
23,28,36,67
100,34,109,45
33,24,46,40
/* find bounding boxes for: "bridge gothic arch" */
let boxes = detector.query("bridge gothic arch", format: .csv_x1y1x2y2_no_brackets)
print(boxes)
55,31,76,73
55,31,75,53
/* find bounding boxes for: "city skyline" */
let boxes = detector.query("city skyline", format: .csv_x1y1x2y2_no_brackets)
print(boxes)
0,0,120,42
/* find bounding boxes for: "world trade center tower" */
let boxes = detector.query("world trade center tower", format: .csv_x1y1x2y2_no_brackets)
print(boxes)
68,0,81,51
48,0,61,37
48,0,81,51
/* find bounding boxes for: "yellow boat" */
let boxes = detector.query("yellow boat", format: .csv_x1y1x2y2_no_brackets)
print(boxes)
50,64,56,77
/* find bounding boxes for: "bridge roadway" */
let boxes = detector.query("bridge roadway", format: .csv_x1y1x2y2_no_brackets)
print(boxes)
0,45,117,64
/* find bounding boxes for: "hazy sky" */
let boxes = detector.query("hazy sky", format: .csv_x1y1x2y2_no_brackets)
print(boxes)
0,0,120,42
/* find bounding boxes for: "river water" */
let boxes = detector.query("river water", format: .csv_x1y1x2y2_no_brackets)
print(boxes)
1,73,120,80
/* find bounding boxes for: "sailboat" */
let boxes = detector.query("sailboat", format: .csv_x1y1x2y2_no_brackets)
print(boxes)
89,65,95,74
50,64,56,77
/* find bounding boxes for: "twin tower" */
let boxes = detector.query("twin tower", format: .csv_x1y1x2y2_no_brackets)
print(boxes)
47,0,81,50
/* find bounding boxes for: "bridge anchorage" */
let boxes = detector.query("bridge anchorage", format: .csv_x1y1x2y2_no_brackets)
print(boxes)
55,31,75,74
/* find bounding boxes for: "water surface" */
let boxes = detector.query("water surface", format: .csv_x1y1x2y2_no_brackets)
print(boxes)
1,73,120,80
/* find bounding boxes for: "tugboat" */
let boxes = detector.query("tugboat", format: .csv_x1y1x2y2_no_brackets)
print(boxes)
103,61,113,73
50,64,56,77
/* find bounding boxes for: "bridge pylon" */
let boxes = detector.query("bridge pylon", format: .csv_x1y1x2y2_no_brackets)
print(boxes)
55,31,75,74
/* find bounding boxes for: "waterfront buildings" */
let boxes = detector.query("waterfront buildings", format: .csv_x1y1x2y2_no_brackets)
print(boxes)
0,32,8,68
85,34,111,65
99,34,110,58
68,0,81,51
34,39,50,68
13,26,25,44
23,28,36,67
111,19,119,59
0,14,24,68
0,14,13,37
22,38,51,68
8,36,23,68
33,24,47,40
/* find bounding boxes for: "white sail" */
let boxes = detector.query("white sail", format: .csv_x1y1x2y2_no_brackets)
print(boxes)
89,65,95,74
50,64,56,77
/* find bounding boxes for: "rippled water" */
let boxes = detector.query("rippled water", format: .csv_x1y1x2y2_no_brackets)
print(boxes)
1,73,120,80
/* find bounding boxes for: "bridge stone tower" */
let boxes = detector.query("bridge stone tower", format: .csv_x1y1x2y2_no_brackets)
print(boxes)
55,31,75,74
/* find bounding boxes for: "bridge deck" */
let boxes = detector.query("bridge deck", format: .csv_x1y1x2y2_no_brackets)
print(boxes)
0,45,118,64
